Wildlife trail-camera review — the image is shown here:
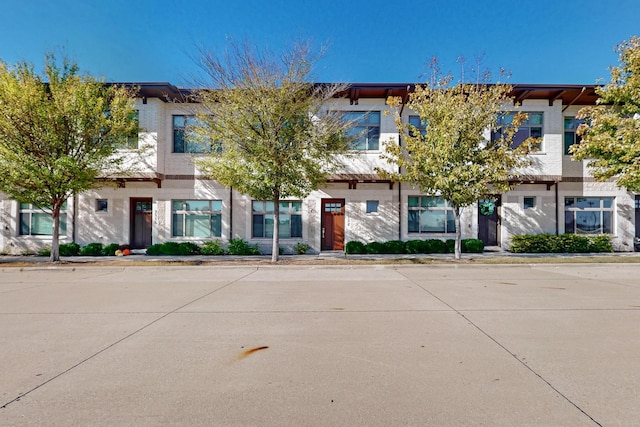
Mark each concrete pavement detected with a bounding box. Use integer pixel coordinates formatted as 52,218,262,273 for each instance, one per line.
1,264,639,426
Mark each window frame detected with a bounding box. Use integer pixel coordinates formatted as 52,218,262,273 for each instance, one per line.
523,197,536,209
564,197,614,235
408,115,427,136
171,199,223,238
366,200,379,214
96,199,108,213
493,111,544,151
19,202,68,236
341,111,381,151
172,115,212,154
407,196,455,234
252,200,303,239
564,116,584,155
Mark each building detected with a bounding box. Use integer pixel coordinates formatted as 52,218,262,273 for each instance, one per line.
1,83,639,254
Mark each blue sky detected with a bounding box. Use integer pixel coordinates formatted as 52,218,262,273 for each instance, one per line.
1,0,638,86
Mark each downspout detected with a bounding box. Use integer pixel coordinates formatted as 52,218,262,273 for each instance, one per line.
397,89,408,240
229,186,233,240
72,193,78,243
555,181,559,235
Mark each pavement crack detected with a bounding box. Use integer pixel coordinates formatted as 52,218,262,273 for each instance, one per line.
0,268,257,411
395,270,604,427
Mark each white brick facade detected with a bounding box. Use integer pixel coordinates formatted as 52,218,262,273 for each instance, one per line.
1,83,638,254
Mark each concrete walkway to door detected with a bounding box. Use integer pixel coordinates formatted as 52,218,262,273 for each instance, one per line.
1,264,639,426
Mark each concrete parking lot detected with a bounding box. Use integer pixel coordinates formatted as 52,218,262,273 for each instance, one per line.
1,263,639,426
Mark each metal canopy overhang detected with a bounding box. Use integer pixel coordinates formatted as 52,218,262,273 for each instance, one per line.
326,173,394,189
109,82,600,106
98,176,162,188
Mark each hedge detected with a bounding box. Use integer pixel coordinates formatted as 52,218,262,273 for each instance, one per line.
510,234,613,253
345,238,484,254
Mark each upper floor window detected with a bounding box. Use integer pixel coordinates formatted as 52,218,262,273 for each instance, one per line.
172,200,222,238
408,196,455,233
173,115,212,153
252,201,302,238
19,202,67,236
115,110,139,150
342,111,380,151
564,197,613,234
492,112,543,150
564,117,584,155
408,115,427,136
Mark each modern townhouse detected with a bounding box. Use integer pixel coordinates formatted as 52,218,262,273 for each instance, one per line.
1,83,639,254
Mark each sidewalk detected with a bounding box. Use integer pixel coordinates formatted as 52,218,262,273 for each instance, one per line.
1,249,640,265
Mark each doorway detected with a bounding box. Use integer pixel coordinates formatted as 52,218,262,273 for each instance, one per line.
130,198,152,249
478,197,501,247
321,199,345,250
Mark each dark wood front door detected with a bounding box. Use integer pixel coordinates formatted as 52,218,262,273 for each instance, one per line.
130,198,152,249
321,199,345,250
478,197,500,246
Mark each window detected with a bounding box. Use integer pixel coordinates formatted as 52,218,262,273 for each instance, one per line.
523,197,536,209
19,202,67,236
564,117,584,155
173,115,211,153
116,110,139,149
408,115,427,136
172,200,222,238
252,201,302,238
96,199,108,212
564,197,613,234
407,196,455,233
342,111,380,150
366,200,379,213
493,112,543,150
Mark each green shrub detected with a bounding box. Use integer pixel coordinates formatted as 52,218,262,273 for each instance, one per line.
80,243,103,256
345,241,366,254
159,242,180,255
365,241,385,254
146,244,162,255
510,233,613,253
424,239,447,254
294,242,311,255
59,242,81,256
404,240,426,254
38,247,51,257
462,239,484,253
177,242,201,255
445,239,456,253
588,235,613,252
102,243,120,256
201,240,228,255
383,240,405,254
227,238,260,255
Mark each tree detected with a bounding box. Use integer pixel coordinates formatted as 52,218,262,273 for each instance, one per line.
379,64,536,259
572,36,640,191
0,54,138,261
193,41,351,262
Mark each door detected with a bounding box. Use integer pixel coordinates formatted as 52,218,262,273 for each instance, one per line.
478,197,500,246
130,198,152,249
635,195,640,251
321,199,345,250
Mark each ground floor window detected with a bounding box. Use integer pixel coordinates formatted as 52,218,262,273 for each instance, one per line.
172,200,222,237
408,196,455,233
252,201,302,238
19,202,67,236
564,197,613,234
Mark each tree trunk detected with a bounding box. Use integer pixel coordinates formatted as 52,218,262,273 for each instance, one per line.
453,205,462,260
271,195,280,262
50,204,61,262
